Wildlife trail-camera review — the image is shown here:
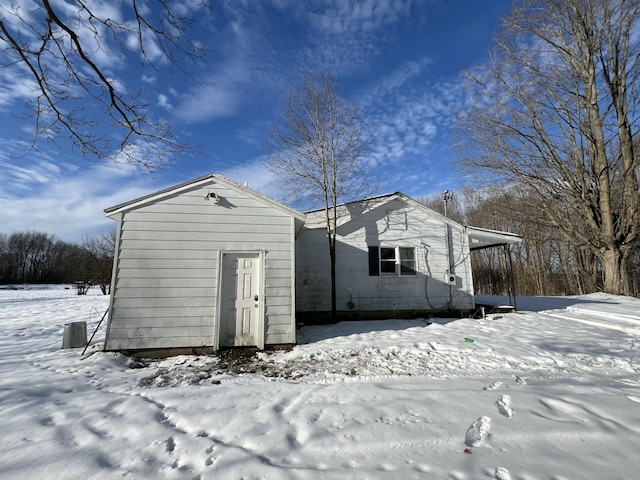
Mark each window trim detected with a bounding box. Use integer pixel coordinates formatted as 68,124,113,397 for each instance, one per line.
368,245,417,276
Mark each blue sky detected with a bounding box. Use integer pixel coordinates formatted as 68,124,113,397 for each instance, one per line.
0,0,511,242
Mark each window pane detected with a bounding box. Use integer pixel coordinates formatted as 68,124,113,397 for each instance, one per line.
381,260,396,274
399,247,414,261
400,263,416,275
380,247,396,260
399,247,416,275
380,247,397,275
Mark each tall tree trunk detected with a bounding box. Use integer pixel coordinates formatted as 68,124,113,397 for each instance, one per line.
329,235,337,322
600,248,630,295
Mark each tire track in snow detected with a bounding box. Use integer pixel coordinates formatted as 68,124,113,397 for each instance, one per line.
542,311,640,336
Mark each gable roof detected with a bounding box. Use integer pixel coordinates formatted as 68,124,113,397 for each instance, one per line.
104,173,306,222
303,192,522,248
303,192,461,230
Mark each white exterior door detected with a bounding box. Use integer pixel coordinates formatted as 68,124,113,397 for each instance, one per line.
220,253,261,347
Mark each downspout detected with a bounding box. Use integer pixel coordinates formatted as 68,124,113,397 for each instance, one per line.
503,244,517,310
445,223,454,308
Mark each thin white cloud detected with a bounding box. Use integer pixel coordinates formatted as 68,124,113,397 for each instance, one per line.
174,77,243,122
296,0,423,74
0,161,52,188
359,58,467,168
307,0,415,36
157,94,173,109
0,151,165,242
360,58,433,102
172,6,259,123
0,0,131,116
0,143,283,243
0,62,39,107
218,157,282,202
169,0,426,123
142,74,157,84
171,0,210,17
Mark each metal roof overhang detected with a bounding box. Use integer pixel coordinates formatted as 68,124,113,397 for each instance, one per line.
466,226,523,251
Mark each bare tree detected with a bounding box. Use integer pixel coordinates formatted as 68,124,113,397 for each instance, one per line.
457,0,640,295
81,229,115,294
265,72,376,321
461,186,601,296
0,1,205,170
417,190,466,224
0,231,71,283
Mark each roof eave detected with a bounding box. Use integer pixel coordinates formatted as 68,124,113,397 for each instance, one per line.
466,226,523,251
104,173,306,222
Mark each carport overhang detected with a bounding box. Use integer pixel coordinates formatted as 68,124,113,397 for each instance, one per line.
466,226,523,251
466,226,523,311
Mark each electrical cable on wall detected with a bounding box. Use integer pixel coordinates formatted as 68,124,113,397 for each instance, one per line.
422,243,435,309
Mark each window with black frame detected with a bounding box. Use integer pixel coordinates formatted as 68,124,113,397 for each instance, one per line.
368,246,416,276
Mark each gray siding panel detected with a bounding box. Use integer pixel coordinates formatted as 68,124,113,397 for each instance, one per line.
122,212,291,227
114,278,214,289
120,228,292,241
107,336,211,350
114,239,291,251
110,306,216,319
107,327,213,339
117,249,220,260
114,287,216,298
111,295,214,308
116,268,215,279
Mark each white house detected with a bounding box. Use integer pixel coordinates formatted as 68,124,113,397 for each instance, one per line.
295,192,522,322
103,174,305,355
103,176,521,354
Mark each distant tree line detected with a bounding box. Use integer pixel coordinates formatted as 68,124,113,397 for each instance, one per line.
0,230,115,294
420,187,640,298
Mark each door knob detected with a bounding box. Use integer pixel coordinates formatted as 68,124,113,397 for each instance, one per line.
254,295,259,301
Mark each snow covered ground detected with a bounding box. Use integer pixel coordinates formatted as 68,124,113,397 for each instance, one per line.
1,286,639,479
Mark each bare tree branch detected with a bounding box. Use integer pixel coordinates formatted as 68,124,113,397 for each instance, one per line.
456,0,640,295
0,0,207,170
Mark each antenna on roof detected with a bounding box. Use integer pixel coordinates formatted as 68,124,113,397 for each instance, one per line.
443,189,453,218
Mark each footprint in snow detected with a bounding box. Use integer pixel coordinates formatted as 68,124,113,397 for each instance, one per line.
464,416,491,447
165,437,176,453
495,466,512,480
484,381,503,390
496,395,514,418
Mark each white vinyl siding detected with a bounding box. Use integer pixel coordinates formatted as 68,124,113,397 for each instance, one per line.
105,179,298,351
296,198,474,313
